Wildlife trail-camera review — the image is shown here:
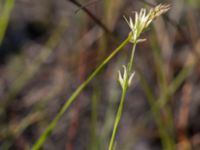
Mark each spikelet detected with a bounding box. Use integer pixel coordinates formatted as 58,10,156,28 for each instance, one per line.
125,4,170,43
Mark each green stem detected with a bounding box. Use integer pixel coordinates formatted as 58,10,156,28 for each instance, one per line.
108,86,127,150
31,35,131,150
127,43,136,74
0,0,15,45
108,42,136,150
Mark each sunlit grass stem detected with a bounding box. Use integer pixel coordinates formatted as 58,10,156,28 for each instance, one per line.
31,35,131,150
0,0,15,45
108,4,170,150
33,4,170,150
108,42,136,150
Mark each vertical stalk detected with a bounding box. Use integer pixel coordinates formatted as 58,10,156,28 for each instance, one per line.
0,0,15,45
32,36,131,150
108,43,136,150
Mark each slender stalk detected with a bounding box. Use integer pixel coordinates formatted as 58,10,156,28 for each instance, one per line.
108,43,136,150
31,35,131,150
89,84,100,150
108,85,127,150
108,4,170,150
127,43,136,75
32,4,170,150
0,0,15,45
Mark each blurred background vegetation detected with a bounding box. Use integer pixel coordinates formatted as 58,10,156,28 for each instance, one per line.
0,0,200,149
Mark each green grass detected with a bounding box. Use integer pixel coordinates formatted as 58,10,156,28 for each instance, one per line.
1,2,197,150
31,35,131,150
0,0,15,45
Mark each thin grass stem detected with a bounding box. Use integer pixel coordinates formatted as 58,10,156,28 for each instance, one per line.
0,0,15,45
108,43,136,150
31,35,131,150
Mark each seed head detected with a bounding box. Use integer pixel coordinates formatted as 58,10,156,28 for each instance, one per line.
118,65,135,89
125,4,170,43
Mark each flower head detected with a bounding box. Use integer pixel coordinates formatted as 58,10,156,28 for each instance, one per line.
118,65,135,89
125,4,170,43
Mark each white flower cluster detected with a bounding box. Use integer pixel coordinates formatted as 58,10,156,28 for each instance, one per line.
118,4,170,89
125,4,170,43
118,65,135,90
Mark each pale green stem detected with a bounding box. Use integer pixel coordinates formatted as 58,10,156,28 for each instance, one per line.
108,42,136,150
0,0,15,45
31,35,131,150
89,84,100,150
108,85,127,150
127,43,136,75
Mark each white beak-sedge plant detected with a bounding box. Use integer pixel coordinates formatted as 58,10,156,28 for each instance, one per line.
32,4,170,150
31,29,132,150
108,4,170,150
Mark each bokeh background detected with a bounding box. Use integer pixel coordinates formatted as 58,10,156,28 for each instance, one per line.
1,0,200,149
